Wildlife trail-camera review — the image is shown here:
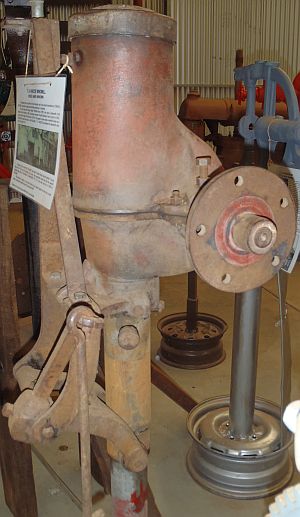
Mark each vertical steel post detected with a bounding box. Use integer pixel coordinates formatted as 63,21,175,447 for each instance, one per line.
229,288,262,438
186,271,198,333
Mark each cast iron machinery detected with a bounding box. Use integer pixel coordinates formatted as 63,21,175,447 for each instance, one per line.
1,7,297,517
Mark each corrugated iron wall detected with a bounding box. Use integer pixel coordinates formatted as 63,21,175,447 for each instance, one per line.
48,1,164,18
170,0,300,112
45,1,300,115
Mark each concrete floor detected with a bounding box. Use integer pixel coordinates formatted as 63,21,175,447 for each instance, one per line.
2,204,300,516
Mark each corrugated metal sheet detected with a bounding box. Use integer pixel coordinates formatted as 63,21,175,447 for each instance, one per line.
170,0,300,112
48,3,99,20
143,0,164,12
48,1,164,20
113,0,164,11
33,1,300,115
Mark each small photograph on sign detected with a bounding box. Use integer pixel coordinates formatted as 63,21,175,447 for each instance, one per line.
16,124,58,176
10,76,66,210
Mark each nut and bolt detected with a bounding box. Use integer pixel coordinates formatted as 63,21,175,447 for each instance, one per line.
50,271,62,281
196,156,211,180
250,222,276,253
42,426,55,439
118,325,140,350
170,189,183,206
74,291,87,301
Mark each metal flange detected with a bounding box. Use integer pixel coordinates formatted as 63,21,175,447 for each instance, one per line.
187,166,296,292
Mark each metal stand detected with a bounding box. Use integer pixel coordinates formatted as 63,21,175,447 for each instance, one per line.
157,271,227,369
187,288,293,499
229,289,261,438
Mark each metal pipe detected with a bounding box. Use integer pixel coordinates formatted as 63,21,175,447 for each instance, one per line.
277,270,291,446
178,97,288,124
111,461,148,516
186,271,198,333
103,280,151,517
229,288,262,438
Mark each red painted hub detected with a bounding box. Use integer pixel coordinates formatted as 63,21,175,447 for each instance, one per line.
215,196,274,266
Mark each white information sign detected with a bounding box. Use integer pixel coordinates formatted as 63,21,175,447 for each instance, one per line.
10,76,66,209
269,162,300,273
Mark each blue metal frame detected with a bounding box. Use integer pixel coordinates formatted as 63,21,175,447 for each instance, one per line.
235,61,300,167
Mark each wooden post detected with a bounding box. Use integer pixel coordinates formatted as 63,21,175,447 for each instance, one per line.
0,182,38,517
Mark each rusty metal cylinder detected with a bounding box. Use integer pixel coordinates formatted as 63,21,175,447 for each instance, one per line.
179,94,288,124
69,5,221,280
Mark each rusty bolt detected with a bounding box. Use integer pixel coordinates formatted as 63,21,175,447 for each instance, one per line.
196,156,211,179
118,325,140,350
170,189,182,206
42,426,55,439
158,300,165,312
50,271,61,281
2,403,14,417
74,292,86,301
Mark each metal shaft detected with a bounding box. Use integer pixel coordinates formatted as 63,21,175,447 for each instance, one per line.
277,270,291,445
186,271,198,333
77,332,92,517
111,461,148,516
104,281,150,517
229,288,261,438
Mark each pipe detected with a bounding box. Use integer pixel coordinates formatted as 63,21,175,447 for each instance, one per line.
111,461,147,516
103,281,151,517
179,96,288,124
229,288,261,438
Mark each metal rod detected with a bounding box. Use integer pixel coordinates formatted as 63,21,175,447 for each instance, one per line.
229,288,262,438
77,332,93,517
54,152,88,302
186,271,198,333
111,461,148,516
277,270,291,446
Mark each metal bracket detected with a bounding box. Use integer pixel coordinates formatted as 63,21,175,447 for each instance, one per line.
235,60,300,167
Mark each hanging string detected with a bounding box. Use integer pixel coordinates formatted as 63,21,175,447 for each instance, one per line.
1,28,7,67
55,54,73,76
25,29,31,77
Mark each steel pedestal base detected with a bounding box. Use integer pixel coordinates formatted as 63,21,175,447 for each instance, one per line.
187,396,293,499
157,312,226,370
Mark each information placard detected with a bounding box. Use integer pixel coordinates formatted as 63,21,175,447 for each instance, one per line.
10,76,66,209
